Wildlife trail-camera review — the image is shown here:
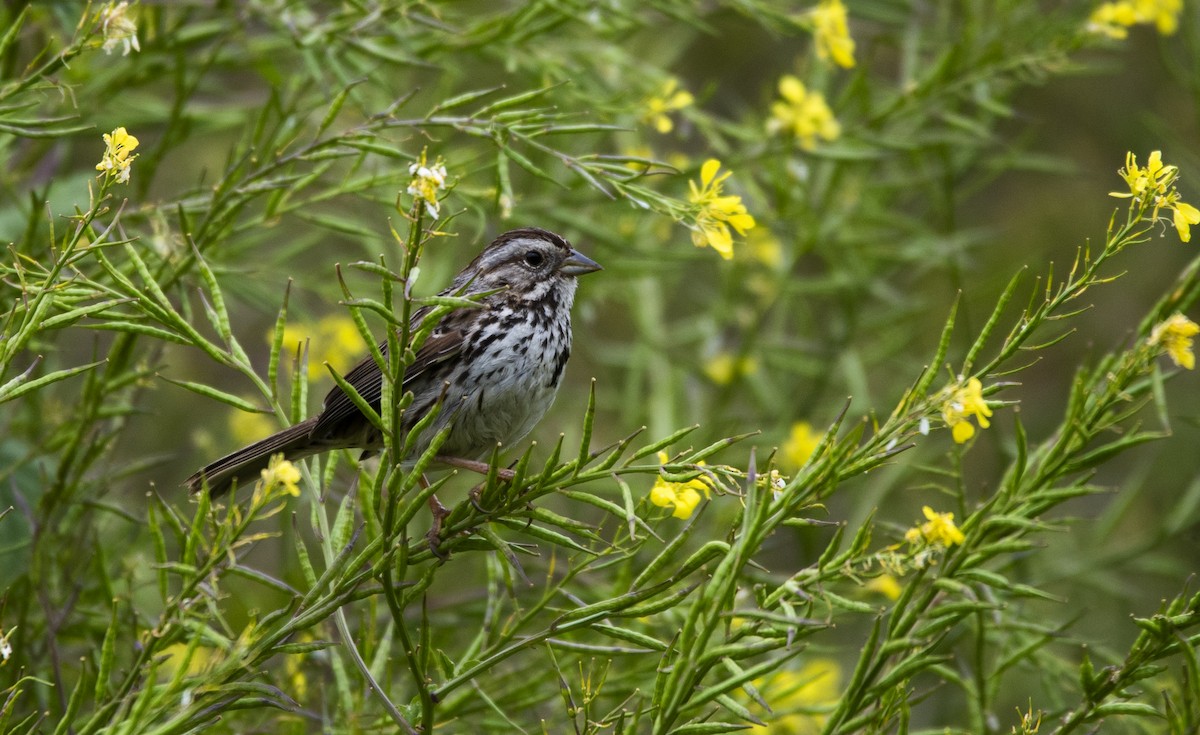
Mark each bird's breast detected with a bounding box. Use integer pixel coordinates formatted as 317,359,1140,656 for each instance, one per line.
439,308,573,458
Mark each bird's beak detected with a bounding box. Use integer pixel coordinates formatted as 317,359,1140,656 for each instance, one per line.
559,249,603,277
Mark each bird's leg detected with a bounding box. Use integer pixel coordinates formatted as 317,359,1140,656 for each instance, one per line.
436,455,516,481
421,474,451,560
443,456,524,514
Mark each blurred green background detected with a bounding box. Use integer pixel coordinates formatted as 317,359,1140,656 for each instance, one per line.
3,1,1200,731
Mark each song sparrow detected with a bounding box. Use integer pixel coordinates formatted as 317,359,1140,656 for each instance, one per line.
185,227,601,496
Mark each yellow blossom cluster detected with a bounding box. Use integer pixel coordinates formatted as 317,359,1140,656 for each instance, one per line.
649,452,711,519
904,506,966,548
642,78,694,134
941,377,992,444
1110,150,1200,242
768,76,841,151
688,159,756,259
750,659,842,734
259,454,302,499
229,409,276,446
809,0,856,68
278,314,363,379
703,352,758,385
1087,0,1183,38
743,227,785,269
1150,313,1199,370
780,421,822,471
864,573,902,601
95,127,139,184
407,149,449,219
284,632,316,700
157,642,218,679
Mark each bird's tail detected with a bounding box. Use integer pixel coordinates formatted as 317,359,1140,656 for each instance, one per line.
185,417,321,496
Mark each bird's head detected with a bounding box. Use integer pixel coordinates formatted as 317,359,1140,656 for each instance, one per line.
461,227,602,302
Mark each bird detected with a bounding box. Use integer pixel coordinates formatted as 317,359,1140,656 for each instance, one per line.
185,227,602,497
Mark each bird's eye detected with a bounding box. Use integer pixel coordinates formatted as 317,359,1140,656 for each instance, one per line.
524,250,545,267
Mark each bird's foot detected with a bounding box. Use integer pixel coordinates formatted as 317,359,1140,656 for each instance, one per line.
468,483,488,513
426,494,451,561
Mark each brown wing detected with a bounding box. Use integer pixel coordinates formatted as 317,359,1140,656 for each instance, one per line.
310,305,469,440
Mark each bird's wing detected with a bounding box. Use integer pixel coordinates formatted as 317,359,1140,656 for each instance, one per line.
310,304,470,440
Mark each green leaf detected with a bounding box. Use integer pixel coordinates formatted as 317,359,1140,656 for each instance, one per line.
575,379,597,475
190,241,232,343
81,320,190,344
965,268,1024,371
268,280,292,399
625,425,701,466
326,362,385,436
0,359,102,404
93,600,119,703
38,297,132,331
495,518,593,555
331,488,357,553
591,624,669,651
914,296,959,400
429,85,505,115
317,80,364,136
666,722,752,734
227,564,301,596
158,375,264,412
1090,702,1162,718
474,84,563,117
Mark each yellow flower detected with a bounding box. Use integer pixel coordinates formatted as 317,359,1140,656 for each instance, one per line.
905,506,966,548
1150,313,1199,369
736,227,787,271
642,78,694,134
688,159,756,259
704,352,758,385
284,632,315,700
229,408,276,446
781,421,822,471
649,451,711,519
1173,201,1200,243
623,145,655,170
809,0,856,68
407,148,448,219
1014,704,1044,735
278,314,363,379
1111,150,1174,202
95,127,139,184
750,659,842,734
157,642,218,679
1133,0,1183,34
1086,0,1182,37
99,1,140,56
260,455,302,498
768,76,841,151
941,377,992,444
1086,1,1139,37
1111,151,1199,243
314,314,363,375
667,151,692,171
864,573,902,601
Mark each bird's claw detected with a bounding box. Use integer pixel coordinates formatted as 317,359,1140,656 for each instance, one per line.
468,483,488,513
426,494,451,560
